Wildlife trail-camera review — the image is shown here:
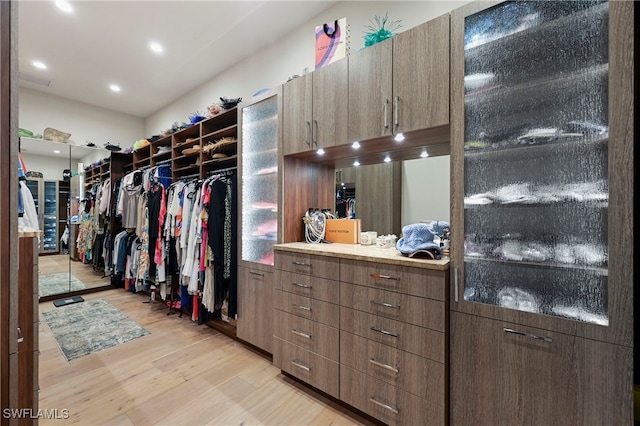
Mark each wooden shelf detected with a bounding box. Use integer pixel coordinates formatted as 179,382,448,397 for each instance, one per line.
202,124,237,141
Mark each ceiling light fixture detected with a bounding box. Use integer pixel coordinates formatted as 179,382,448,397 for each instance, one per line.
351,141,360,149
394,133,405,142
317,148,325,155
384,154,391,163
55,1,73,13
150,42,164,54
53,150,61,154
32,61,47,70
420,149,429,158
109,84,121,92
353,160,360,167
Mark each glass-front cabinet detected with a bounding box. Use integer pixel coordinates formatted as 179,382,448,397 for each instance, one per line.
451,0,633,343
26,177,60,253
240,91,280,265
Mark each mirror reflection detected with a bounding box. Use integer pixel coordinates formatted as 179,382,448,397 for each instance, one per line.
335,155,451,236
19,137,112,300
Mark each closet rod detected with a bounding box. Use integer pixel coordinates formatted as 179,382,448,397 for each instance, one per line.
177,172,200,181
208,166,237,175
155,158,172,166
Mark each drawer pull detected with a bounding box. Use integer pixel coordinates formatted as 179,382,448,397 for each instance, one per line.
369,358,399,373
292,282,312,289
291,360,311,371
370,300,400,310
370,326,399,338
291,329,312,339
249,271,264,277
369,397,399,415
292,304,312,312
503,328,553,343
292,261,311,267
370,273,399,281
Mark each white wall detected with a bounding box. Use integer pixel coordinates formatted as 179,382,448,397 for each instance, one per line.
21,153,71,182
402,155,451,225
19,87,145,150
145,1,470,135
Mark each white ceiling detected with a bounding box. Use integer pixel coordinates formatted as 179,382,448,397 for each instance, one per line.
18,1,338,118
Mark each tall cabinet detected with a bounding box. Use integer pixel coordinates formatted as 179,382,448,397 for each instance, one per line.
449,1,634,424
25,178,60,253
237,89,282,353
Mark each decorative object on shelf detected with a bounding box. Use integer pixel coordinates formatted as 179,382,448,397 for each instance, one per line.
397,221,449,259
220,96,242,110
207,103,223,118
43,127,71,143
131,139,147,151
363,13,401,47
85,141,96,147
181,145,201,156
203,137,236,157
189,111,206,124
303,208,334,244
315,17,350,69
19,127,34,138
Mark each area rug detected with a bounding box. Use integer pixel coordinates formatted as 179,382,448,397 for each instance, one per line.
39,272,87,297
42,299,150,361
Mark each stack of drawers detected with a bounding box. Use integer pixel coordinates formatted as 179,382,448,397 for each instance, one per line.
273,251,341,398
339,259,448,425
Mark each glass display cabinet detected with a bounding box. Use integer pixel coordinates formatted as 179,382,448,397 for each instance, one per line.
240,92,280,265
449,1,633,424
26,177,60,253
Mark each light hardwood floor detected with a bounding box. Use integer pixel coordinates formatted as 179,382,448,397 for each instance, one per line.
39,253,111,295
38,289,376,426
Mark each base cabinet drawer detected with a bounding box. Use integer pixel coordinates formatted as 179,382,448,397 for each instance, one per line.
341,282,445,331
274,289,340,328
274,337,339,398
341,306,445,363
340,331,445,405
340,365,445,426
275,270,340,304
274,310,339,361
275,252,340,280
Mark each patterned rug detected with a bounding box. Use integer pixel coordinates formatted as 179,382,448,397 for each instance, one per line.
42,299,150,361
39,272,87,297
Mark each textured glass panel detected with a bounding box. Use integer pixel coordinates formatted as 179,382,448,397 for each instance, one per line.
43,180,58,251
241,95,278,264
463,1,609,325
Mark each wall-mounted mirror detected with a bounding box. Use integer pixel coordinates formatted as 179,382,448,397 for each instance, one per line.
334,155,451,236
19,137,111,300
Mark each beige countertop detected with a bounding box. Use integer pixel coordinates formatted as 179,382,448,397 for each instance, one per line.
19,230,43,238
273,242,449,271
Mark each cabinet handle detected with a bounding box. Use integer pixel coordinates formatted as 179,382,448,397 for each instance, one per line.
394,95,399,127
305,121,311,147
370,273,399,281
369,397,399,415
369,358,399,373
370,326,399,338
291,360,311,371
454,267,459,303
249,271,264,277
313,120,319,147
370,300,400,310
292,261,311,267
17,327,24,344
292,282,312,289
292,304,312,312
383,99,389,129
291,329,312,339
503,328,553,343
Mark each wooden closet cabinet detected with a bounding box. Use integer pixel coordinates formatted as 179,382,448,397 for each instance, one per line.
237,266,274,353
449,1,634,423
282,59,348,155
348,13,450,143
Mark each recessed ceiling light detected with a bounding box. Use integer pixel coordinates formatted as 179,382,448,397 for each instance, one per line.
353,160,360,167
394,133,405,142
317,148,325,155
351,141,360,149
150,42,164,54
384,155,391,163
109,84,121,92
55,1,73,13
420,149,429,158
32,61,47,70
53,150,61,154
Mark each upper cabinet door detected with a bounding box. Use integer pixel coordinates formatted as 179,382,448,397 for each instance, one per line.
393,13,450,134
450,0,634,347
282,73,312,156
312,59,348,150
348,38,393,143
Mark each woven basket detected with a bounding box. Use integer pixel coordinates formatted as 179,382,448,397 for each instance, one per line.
43,127,71,142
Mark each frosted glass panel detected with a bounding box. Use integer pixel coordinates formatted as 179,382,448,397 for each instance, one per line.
462,1,609,325
241,95,278,265
43,180,58,252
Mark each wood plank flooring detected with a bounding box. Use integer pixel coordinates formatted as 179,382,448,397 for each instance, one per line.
38,254,111,298
38,289,375,425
